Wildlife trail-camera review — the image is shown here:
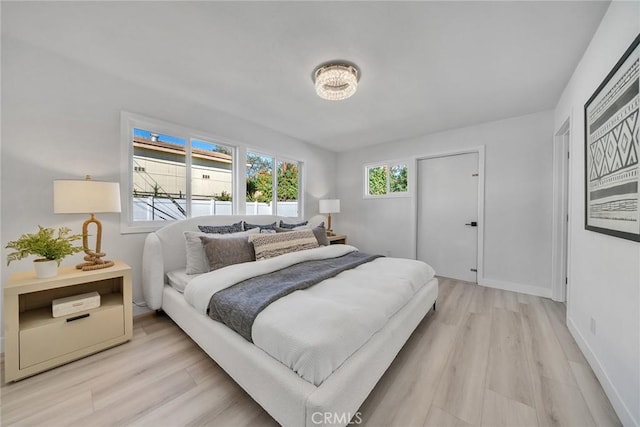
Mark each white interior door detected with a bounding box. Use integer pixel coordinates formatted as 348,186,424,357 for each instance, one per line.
417,153,479,282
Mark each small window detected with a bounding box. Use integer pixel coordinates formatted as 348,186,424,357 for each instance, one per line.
364,162,409,197
390,164,408,192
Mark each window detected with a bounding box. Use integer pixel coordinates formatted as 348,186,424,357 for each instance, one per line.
190,139,233,217
246,151,301,217
277,159,300,217
122,112,303,232
123,113,235,231
364,162,409,197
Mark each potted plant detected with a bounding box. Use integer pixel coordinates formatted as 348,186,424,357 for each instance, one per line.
6,226,85,278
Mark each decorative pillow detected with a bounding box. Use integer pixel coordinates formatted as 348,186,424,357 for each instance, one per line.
279,220,309,229
244,221,277,231
249,229,319,260
200,235,256,271
260,229,277,234
198,221,243,234
184,228,258,274
275,222,329,246
312,223,330,246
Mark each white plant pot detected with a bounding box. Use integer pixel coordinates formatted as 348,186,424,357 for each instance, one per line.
34,259,58,279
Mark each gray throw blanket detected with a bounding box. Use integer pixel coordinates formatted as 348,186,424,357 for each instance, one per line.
208,251,382,342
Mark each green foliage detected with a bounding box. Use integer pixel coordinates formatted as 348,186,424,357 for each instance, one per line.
216,190,232,201
246,179,258,201
368,166,387,195
246,153,273,203
252,171,274,203
276,162,299,201
246,153,273,178
210,145,232,156
5,226,84,266
245,153,299,203
390,165,408,192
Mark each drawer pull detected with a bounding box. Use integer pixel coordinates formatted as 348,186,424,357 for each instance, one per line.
66,313,90,322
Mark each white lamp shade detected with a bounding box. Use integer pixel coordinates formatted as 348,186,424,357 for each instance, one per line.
319,199,340,214
54,180,121,214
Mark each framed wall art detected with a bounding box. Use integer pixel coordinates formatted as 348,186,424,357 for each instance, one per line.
585,34,640,242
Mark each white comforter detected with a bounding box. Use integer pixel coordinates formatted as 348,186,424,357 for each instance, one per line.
184,245,435,386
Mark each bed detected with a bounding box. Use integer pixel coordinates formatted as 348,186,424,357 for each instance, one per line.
142,215,438,427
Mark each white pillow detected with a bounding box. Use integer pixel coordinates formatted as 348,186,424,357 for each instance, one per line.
184,228,259,274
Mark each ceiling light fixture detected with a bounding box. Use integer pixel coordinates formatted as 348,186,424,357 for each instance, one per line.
313,63,360,101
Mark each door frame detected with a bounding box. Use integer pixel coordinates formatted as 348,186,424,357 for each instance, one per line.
410,146,486,284
551,117,572,302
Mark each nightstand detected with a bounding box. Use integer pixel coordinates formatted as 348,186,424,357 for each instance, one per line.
328,234,347,245
3,260,133,382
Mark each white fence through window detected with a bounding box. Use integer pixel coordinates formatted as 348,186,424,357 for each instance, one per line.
133,197,299,220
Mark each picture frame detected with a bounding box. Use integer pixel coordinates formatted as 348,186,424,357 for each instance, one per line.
584,34,640,242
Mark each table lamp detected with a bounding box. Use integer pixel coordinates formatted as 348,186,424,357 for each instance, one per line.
54,176,121,271
319,199,340,236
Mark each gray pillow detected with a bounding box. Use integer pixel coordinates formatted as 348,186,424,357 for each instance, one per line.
244,221,277,231
184,228,258,274
198,221,243,234
200,235,256,271
279,220,309,229
312,224,330,246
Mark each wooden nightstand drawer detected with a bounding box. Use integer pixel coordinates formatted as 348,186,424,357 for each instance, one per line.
328,234,347,245
19,295,125,369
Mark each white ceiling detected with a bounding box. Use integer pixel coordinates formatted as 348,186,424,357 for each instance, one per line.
4,1,610,152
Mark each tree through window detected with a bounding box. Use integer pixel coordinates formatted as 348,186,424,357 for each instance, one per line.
365,162,408,197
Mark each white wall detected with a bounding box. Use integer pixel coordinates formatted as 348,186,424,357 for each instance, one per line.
0,33,337,347
336,110,554,296
553,2,640,426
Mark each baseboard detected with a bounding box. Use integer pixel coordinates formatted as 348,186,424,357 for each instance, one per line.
567,316,638,427
133,302,153,317
479,278,552,298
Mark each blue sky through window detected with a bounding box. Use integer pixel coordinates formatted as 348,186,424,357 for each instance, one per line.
134,128,223,151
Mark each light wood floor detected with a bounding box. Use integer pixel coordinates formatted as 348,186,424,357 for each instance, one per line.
1,278,621,426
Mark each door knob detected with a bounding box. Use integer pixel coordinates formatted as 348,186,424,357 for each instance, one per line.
465,221,478,227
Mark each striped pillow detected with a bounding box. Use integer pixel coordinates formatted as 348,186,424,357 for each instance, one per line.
249,229,319,260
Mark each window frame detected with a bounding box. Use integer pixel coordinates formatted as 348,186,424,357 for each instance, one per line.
245,148,303,217
121,112,237,233
363,160,410,199
121,112,304,234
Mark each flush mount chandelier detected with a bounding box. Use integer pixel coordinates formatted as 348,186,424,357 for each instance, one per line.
313,63,360,101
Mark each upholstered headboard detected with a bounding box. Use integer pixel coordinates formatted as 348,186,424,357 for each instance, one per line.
142,215,320,309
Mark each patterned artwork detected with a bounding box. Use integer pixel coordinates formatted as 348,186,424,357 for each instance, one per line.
585,34,640,241
585,35,640,241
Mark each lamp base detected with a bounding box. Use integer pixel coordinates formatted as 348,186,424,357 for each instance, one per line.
76,250,114,271
77,214,114,271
